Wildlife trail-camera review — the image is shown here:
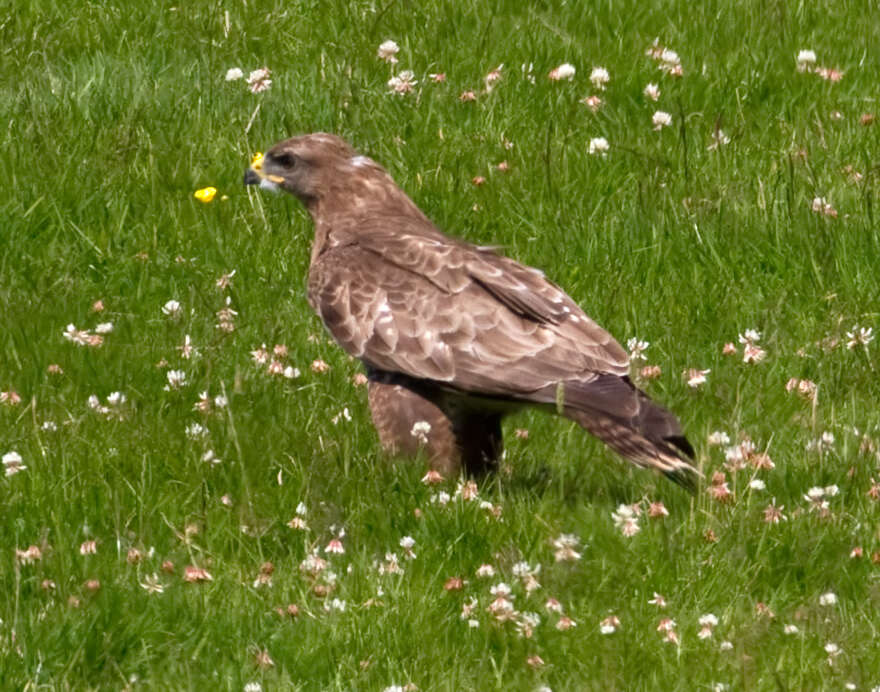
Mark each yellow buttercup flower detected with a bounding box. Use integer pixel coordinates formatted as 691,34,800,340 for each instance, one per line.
194,187,217,203
251,152,264,171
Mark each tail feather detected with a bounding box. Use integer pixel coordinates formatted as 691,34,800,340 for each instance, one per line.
565,408,700,491
536,375,700,491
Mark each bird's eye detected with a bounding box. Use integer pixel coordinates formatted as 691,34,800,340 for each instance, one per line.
272,152,296,169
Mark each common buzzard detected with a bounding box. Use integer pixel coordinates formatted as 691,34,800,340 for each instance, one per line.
244,133,699,489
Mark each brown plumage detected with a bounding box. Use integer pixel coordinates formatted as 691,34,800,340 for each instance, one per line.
244,133,699,490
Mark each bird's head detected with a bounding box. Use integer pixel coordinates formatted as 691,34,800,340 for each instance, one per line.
243,133,359,204
245,132,431,228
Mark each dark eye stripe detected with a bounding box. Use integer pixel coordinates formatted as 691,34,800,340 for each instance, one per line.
271,152,296,168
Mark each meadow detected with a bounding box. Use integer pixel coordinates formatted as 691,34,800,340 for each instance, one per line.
2,0,880,689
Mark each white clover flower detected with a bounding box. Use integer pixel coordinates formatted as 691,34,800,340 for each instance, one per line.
3,451,26,476
846,326,873,350
611,504,640,537
140,573,165,594
724,445,745,468
743,343,766,363
162,300,181,317
63,323,94,346
376,552,402,575
599,615,620,634
738,329,761,344
515,611,541,637
738,330,766,363
331,408,352,424
548,63,576,81
707,431,730,446
106,391,126,406
589,66,610,89
652,111,672,130
410,420,431,444
658,49,681,73
512,561,535,577
165,370,187,390
660,49,679,63
811,196,837,217
387,70,417,94
796,49,817,72
805,486,826,501
225,68,244,81
94,322,113,334
581,94,603,111
431,491,451,505
749,479,766,491
476,564,496,578
484,64,503,91
490,582,512,598
588,137,610,157
686,368,710,388
708,129,730,150
186,422,208,439
247,67,272,93
552,533,582,561
377,40,400,64
178,334,196,359
818,591,837,606
326,598,346,612
399,535,415,553
648,592,667,607
643,83,660,101
626,338,650,360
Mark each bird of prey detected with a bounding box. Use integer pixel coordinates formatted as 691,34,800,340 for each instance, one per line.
244,133,699,489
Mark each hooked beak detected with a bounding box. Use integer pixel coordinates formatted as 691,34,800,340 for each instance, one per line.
243,168,261,185
243,152,285,190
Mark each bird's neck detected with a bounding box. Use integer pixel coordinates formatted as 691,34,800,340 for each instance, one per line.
307,181,430,261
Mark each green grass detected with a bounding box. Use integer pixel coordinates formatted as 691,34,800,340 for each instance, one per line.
2,0,880,689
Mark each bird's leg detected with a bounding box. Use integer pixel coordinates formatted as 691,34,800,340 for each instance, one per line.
449,409,503,475
366,374,504,477
367,377,462,477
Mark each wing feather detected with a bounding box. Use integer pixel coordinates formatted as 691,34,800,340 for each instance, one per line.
307,218,629,398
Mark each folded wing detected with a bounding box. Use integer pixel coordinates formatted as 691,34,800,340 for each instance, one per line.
308,216,628,397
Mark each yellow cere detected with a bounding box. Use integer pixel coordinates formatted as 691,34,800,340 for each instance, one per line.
194,187,218,203
251,152,264,171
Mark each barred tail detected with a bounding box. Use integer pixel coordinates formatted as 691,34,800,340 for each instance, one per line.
535,374,700,491
565,407,700,491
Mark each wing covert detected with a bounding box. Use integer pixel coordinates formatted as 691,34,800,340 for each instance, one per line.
308,228,629,397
